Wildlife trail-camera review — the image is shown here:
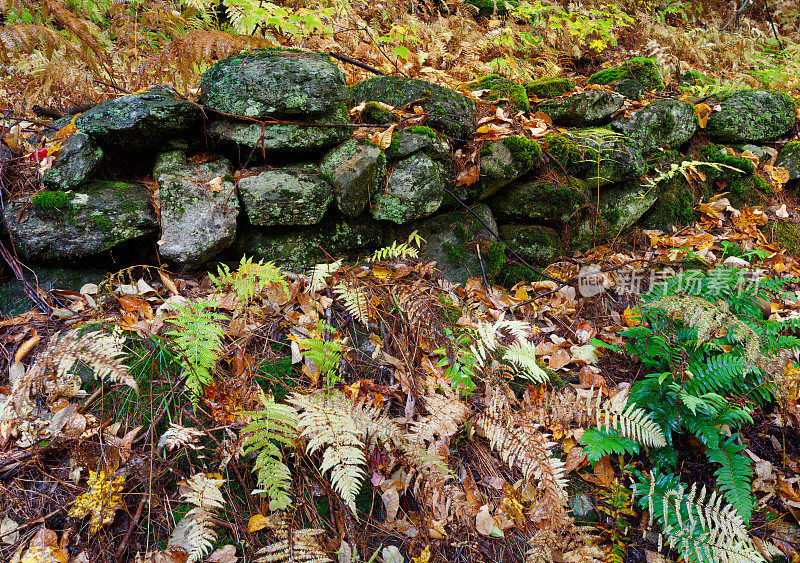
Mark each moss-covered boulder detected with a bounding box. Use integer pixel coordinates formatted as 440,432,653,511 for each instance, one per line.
386,126,450,160
726,174,772,208
567,129,647,188
611,99,697,154
698,144,755,186
588,57,664,91
207,107,350,152
525,77,574,99
238,164,333,226
154,151,239,268
401,204,498,285
777,141,800,181
42,132,103,190
474,136,542,199
537,91,625,127
201,49,348,118
572,181,657,250
498,224,561,265
4,182,157,261
464,0,519,16
639,175,699,232
489,174,587,224
76,86,202,150
320,139,386,217
372,152,444,223
706,90,796,142
541,133,582,170
351,76,476,140
471,75,529,112
360,101,400,125
610,79,644,100
235,217,388,268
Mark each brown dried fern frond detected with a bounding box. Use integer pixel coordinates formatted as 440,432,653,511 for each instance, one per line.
35,0,110,75
476,383,568,517
391,283,454,358
409,392,472,446
0,327,135,428
253,514,332,563
0,24,71,62
152,30,276,88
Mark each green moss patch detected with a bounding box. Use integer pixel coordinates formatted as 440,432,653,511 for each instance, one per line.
525,77,574,99
475,75,529,112
588,57,664,91
32,190,73,211
699,144,755,175
727,174,771,208
504,135,542,170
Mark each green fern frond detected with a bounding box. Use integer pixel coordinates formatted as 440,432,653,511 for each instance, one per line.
645,295,761,362
241,391,299,512
580,427,641,463
210,255,287,306
706,436,755,523
301,337,342,386
334,283,370,325
368,230,425,262
503,340,550,384
307,261,341,293
636,472,763,563
165,302,226,401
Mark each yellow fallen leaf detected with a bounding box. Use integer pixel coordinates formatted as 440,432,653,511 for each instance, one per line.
694,103,711,128
248,514,271,533
412,545,431,563
622,306,641,327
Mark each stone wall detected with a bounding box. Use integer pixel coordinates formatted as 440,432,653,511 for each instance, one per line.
7,48,800,288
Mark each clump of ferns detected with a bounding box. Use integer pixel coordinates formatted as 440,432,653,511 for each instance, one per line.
209,254,288,314
584,267,798,560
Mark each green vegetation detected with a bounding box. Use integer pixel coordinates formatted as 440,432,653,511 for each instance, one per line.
588,57,664,90
32,190,73,212
475,74,530,112
699,144,755,175
503,135,542,170
586,269,799,535
525,76,574,98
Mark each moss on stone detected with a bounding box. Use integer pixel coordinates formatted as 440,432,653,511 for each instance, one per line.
774,222,800,256
699,144,755,175
442,240,468,266
727,174,771,208
32,190,73,211
504,135,542,170
483,242,506,279
405,125,438,138
525,76,574,99
476,75,530,112
588,57,664,91
542,133,581,170
361,101,398,125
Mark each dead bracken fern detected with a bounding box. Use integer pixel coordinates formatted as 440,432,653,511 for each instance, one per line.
167,473,227,562
475,384,568,509
0,327,135,438
253,515,332,563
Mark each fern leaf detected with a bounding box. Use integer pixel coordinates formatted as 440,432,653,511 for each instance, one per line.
475,409,567,504
289,392,370,513
307,261,340,293
580,427,641,463
168,473,226,562
334,283,370,325
253,515,332,562
241,391,299,511
503,340,550,384
593,394,667,448
165,302,226,400
706,436,755,523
